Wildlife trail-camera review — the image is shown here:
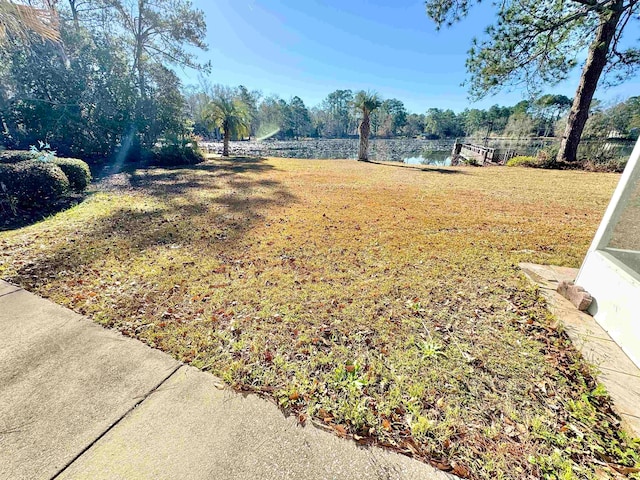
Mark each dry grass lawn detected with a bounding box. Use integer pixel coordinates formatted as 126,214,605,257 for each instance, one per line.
1,157,638,479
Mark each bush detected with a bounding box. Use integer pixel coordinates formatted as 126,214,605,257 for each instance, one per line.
507,151,560,169
150,142,205,167
506,156,539,167
506,145,627,172
0,161,69,209
538,145,560,163
459,156,479,166
0,150,35,164
582,158,627,173
578,147,628,173
0,164,18,213
54,157,92,192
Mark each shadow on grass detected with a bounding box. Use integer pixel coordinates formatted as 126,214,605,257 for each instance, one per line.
364,159,465,175
1,193,91,232
10,156,296,287
127,157,279,196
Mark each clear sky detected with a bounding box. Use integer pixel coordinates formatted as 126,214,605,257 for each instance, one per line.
181,0,640,113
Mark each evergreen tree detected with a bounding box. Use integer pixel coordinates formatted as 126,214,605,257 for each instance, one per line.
425,0,639,161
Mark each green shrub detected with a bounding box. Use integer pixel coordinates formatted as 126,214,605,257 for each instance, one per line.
54,157,92,192
505,148,626,171
0,150,35,164
0,160,69,208
0,164,18,214
150,142,205,167
506,155,539,167
461,157,479,166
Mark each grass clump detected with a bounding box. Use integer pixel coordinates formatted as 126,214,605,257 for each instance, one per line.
506,155,540,167
0,157,636,479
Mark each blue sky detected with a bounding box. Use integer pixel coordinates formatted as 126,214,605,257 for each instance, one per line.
182,0,640,113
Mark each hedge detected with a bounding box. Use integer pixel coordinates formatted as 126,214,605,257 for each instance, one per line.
0,161,70,208
0,151,92,215
54,157,92,192
0,150,35,164
150,143,205,167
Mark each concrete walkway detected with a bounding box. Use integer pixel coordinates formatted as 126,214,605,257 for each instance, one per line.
0,280,451,480
520,263,640,438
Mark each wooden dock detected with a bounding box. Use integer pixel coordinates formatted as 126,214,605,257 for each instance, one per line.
452,142,517,165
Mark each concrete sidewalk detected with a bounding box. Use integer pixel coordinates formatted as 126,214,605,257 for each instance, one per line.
520,263,640,437
0,280,451,480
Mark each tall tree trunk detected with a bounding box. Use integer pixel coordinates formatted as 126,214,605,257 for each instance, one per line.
68,0,79,28
131,0,146,153
223,130,230,156
557,1,623,163
358,112,370,161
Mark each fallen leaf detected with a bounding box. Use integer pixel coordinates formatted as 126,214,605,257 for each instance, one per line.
453,463,471,478
333,424,347,436
432,461,451,471
609,464,640,475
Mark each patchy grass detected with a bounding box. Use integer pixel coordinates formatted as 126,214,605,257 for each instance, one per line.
1,157,638,479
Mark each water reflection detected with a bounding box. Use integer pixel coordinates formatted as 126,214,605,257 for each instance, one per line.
202,138,635,164
403,152,452,166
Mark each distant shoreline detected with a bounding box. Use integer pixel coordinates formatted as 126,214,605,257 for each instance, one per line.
199,137,560,162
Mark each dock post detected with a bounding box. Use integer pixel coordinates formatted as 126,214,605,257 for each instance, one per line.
452,139,462,156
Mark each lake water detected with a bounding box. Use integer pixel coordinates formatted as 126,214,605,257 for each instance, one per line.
403,151,452,166
202,138,455,165
201,137,634,166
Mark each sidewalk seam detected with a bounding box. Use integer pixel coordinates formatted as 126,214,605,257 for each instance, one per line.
599,365,640,379
49,363,183,480
0,289,21,299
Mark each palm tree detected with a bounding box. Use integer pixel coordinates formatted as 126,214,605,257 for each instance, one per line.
206,94,250,157
0,0,60,45
353,91,381,162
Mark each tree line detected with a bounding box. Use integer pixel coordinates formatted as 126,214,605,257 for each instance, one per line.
187,86,639,143
1,0,637,165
